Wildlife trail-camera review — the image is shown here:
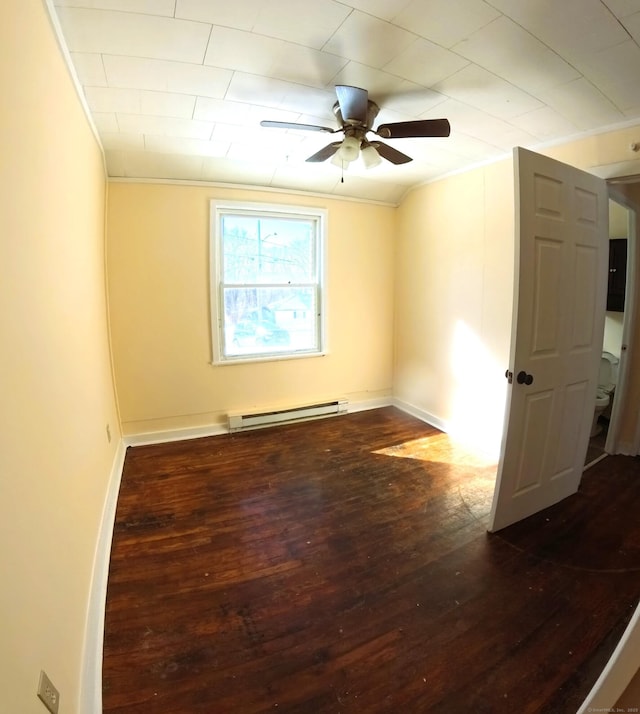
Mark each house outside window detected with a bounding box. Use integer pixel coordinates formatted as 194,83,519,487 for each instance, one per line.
210,201,326,363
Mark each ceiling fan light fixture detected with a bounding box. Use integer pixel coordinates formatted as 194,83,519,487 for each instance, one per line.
337,135,360,162
361,143,382,169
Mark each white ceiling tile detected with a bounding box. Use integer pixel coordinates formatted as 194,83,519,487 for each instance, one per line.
373,138,458,170
509,106,580,141
537,78,625,131
225,73,292,109
331,64,416,102
201,156,275,186
441,132,505,161
278,85,343,120
144,136,230,158
104,149,126,176
488,0,628,57
623,106,640,120
206,31,344,93
175,0,263,31
579,41,640,111
253,0,352,49
384,38,470,87
117,114,214,139
377,87,448,118
337,0,413,21
323,11,416,68
70,52,107,86
204,27,285,75
99,132,145,151
103,56,232,98
92,112,119,133
619,11,640,44
420,98,535,150
452,17,580,94
56,8,211,63
432,64,544,119
212,123,271,144
85,87,140,113
194,98,255,124
226,142,294,164
393,0,501,48
226,74,336,121
54,0,175,14
266,46,348,89
140,90,196,119
604,0,640,19
122,151,205,180
270,163,340,194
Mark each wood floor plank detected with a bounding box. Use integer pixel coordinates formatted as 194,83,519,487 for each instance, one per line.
103,407,640,713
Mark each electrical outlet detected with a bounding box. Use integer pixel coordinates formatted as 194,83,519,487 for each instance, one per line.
106,423,111,443
37,670,60,714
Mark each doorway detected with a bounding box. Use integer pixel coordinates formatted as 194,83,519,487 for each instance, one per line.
602,182,639,457
585,198,630,466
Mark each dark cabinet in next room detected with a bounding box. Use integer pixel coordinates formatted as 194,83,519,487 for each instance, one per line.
607,238,627,312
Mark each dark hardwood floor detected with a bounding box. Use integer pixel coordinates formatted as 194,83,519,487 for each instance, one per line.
103,407,640,713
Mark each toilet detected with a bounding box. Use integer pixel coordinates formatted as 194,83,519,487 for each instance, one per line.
590,351,619,437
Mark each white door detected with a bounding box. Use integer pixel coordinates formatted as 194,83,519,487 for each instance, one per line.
488,147,609,532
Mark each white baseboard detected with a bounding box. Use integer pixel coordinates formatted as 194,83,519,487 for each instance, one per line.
392,397,449,433
124,423,227,447
348,396,394,413
123,399,396,447
80,439,126,714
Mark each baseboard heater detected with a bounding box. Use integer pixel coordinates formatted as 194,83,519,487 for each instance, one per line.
228,399,348,433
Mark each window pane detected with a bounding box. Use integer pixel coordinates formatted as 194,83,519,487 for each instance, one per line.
221,215,315,284
223,287,318,357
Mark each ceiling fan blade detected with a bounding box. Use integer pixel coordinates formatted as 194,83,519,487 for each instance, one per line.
371,141,412,165
260,120,336,133
335,85,369,124
306,142,342,162
376,118,451,139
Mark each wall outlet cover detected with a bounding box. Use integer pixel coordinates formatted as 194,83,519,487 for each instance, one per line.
37,670,60,714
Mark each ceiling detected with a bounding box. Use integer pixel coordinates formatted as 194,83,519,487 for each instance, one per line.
49,0,640,204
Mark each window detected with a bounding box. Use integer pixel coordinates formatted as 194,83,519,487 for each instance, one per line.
210,201,326,363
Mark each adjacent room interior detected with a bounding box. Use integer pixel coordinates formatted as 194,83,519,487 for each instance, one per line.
2,1,640,712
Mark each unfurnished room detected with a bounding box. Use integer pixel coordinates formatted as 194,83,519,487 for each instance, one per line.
2,1,640,712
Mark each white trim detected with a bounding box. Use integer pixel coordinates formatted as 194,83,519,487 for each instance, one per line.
124,423,228,447
108,177,398,207
392,397,450,433
209,200,327,365
79,439,126,714
348,396,394,413
123,399,395,446
578,600,640,713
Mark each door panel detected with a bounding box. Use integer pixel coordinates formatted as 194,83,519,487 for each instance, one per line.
489,148,608,532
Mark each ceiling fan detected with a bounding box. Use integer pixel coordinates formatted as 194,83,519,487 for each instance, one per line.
260,85,450,169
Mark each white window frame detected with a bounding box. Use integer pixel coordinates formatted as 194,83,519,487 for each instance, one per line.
209,200,327,365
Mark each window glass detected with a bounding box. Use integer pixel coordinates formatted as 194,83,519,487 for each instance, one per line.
211,203,325,363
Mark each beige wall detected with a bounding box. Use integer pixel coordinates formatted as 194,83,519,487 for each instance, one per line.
0,1,120,712
107,183,395,435
394,124,640,458
394,160,514,457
